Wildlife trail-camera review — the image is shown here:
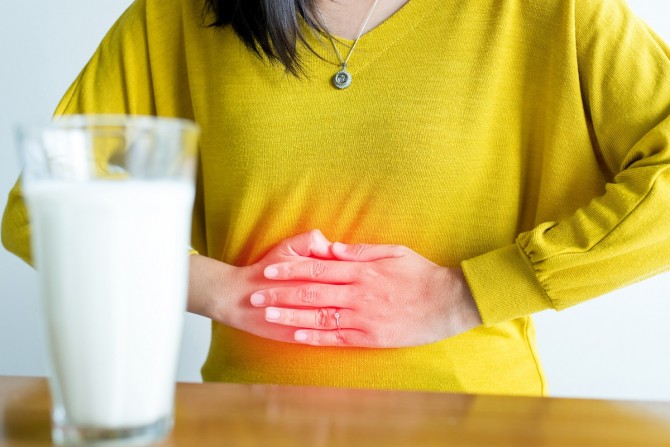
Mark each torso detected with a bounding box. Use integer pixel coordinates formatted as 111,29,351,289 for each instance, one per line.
57,0,611,395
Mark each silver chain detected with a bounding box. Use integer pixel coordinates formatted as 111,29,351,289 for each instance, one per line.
327,0,381,69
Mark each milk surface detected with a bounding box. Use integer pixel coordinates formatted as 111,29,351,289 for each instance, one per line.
25,180,194,428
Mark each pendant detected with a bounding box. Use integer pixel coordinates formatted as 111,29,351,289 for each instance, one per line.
332,68,352,89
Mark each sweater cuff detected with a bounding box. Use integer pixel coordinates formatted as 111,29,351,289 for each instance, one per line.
460,243,552,326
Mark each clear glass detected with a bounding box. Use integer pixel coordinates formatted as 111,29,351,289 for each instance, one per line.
17,115,199,446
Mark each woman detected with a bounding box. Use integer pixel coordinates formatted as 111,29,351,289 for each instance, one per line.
3,0,670,395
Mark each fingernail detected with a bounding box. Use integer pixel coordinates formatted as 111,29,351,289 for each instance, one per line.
250,293,265,306
265,308,281,320
264,265,279,278
295,331,308,342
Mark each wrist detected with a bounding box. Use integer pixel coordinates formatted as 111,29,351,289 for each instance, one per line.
187,255,238,324
445,267,483,333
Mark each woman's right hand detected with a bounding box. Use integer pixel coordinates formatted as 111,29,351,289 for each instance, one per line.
186,230,334,343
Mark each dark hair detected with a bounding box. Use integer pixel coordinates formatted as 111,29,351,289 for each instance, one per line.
203,0,322,75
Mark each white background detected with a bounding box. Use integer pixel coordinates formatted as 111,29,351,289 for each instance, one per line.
0,1,668,401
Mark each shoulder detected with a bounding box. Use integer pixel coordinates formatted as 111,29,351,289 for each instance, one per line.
132,0,207,31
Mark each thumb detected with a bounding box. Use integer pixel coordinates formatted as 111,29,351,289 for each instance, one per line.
331,242,408,262
272,230,333,258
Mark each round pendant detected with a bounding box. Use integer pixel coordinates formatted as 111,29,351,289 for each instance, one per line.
332,69,352,89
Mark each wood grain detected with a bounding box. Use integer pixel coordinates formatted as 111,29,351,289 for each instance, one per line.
1,377,669,446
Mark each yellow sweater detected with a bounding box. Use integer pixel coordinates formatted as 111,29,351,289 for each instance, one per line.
3,0,670,395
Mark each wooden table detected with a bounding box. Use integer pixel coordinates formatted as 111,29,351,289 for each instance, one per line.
1,376,670,446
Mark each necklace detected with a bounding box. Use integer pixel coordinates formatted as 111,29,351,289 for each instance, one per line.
325,0,380,90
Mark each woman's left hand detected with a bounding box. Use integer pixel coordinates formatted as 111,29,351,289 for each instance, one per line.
249,241,483,347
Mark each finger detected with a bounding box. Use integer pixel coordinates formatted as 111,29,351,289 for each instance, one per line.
331,241,409,262
264,260,371,283
264,307,357,330
250,284,352,308
293,328,369,347
235,309,308,344
270,229,333,259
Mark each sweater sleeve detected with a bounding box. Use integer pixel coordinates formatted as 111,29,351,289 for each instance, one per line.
461,0,670,326
1,0,157,265
54,0,157,117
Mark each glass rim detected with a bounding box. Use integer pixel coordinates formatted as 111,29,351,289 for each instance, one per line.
17,114,200,135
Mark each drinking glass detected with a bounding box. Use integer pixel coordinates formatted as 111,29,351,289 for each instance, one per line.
17,114,199,446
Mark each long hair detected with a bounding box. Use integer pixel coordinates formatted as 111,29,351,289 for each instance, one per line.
203,0,323,75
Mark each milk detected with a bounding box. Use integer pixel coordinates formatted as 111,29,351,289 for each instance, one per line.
25,180,194,428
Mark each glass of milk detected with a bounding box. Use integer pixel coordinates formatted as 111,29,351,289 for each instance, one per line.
17,115,199,446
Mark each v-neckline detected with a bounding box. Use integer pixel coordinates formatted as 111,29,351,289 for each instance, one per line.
301,0,442,75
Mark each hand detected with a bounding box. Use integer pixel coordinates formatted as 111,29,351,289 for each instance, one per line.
187,230,337,343
250,242,483,348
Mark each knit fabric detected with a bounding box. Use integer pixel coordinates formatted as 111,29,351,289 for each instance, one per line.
3,0,670,395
